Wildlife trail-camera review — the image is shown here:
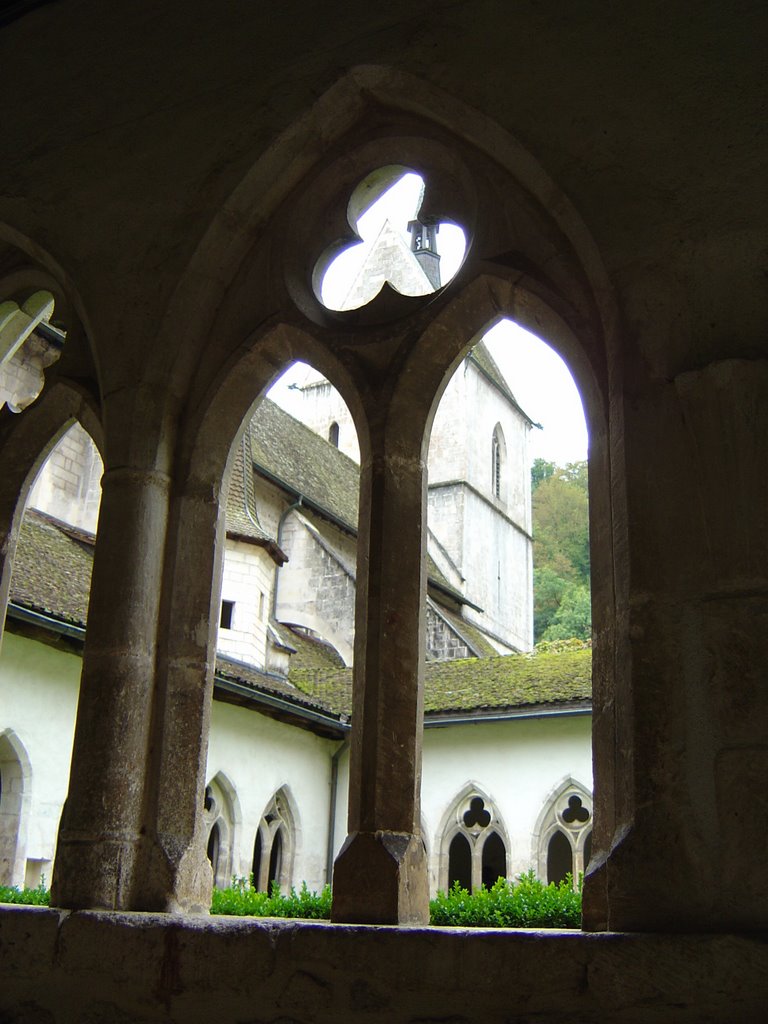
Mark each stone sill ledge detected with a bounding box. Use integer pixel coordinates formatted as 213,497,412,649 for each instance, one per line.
2,905,767,1023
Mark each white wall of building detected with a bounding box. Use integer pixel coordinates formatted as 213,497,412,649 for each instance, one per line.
0,632,80,888
0,631,592,897
421,715,593,892
206,700,338,891
216,540,273,667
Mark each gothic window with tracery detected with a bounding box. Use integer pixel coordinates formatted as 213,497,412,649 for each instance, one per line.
440,789,509,893
203,774,237,888
533,778,593,889
252,788,296,893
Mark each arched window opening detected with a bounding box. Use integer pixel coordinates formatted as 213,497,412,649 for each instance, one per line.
316,168,466,311
0,730,31,888
206,822,221,878
427,317,590,656
448,832,472,892
534,778,593,890
252,829,262,886
252,789,296,894
239,359,363,673
481,831,507,888
202,775,237,889
439,789,509,893
267,828,283,891
547,829,573,885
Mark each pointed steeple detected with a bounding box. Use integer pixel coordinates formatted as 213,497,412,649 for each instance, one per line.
407,218,441,290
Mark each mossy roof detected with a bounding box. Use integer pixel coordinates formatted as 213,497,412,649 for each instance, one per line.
281,625,347,673
9,503,591,723
430,602,503,659
11,510,93,626
289,646,591,719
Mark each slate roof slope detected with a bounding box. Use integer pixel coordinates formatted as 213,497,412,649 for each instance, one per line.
225,437,273,544
249,399,359,531
250,401,463,600
9,494,590,724
11,509,93,626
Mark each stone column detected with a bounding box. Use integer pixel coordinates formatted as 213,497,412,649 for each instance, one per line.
332,443,429,924
585,359,768,932
132,478,223,912
51,464,170,909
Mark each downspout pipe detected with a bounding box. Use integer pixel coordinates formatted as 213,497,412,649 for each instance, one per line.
326,738,349,884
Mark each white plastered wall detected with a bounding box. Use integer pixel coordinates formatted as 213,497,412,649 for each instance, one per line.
420,715,593,895
216,540,274,666
0,633,80,888
205,700,338,891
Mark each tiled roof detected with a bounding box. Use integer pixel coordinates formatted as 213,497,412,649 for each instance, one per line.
289,646,592,719
225,436,273,544
9,492,591,726
249,399,359,531
10,509,92,626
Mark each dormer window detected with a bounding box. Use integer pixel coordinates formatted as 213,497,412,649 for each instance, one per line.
328,420,340,447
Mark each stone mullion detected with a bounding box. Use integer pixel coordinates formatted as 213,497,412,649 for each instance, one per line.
51,465,169,910
133,482,224,912
331,445,429,924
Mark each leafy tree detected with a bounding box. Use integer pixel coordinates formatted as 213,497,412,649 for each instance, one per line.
533,566,569,640
531,460,590,641
541,583,591,642
531,458,556,491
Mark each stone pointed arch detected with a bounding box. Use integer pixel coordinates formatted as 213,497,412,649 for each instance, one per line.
532,775,593,887
436,781,510,894
252,785,299,894
0,381,103,655
143,325,367,909
203,771,242,889
153,63,615,392
491,422,506,501
0,728,33,887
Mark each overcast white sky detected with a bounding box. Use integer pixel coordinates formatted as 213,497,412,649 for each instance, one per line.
270,172,588,467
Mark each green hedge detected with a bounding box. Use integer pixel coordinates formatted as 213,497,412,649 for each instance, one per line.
429,872,581,928
0,882,50,906
2,872,581,928
211,880,333,919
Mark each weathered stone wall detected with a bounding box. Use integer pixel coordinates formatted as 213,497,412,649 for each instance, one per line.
276,512,357,665
425,603,471,660
27,423,102,534
1,906,766,1024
